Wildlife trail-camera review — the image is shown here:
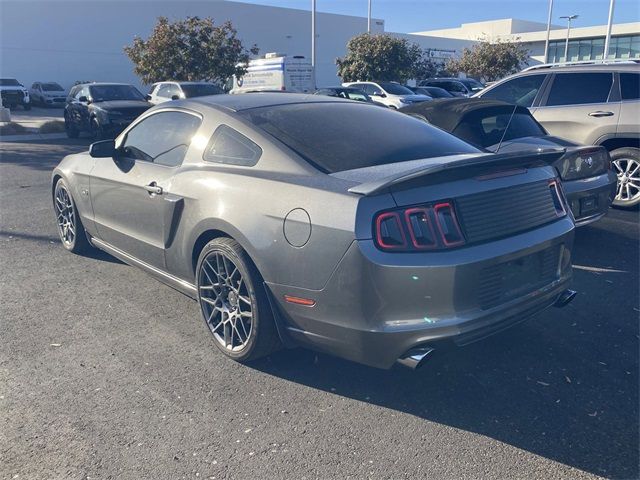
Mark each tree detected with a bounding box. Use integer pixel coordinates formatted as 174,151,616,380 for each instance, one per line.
124,16,259,85
446,38,530,82
336,34,424,83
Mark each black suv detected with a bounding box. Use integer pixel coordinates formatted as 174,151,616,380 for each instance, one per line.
64,83,151,139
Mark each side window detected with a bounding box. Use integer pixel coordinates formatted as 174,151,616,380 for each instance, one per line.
168,84,182,99
620,72,640,101
370,84,383,95
481,74,547,107
76,87,88,100
157,84,172,98
447,82,467,93
121,111,201,167
545,73,613,106
204,125,262,167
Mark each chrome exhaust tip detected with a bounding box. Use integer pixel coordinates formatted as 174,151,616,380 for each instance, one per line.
397,346,435,370
554,289,577,308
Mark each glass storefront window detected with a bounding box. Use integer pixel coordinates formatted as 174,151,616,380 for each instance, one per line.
547,35,640,62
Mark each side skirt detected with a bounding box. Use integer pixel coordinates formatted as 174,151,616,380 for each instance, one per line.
90,237,198,299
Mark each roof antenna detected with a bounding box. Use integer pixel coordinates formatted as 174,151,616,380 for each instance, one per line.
495,103,519,154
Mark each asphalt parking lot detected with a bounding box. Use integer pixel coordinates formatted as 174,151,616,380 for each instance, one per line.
1,138,638,480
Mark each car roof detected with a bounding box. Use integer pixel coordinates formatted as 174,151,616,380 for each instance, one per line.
189,93,347,112
518,63,640,75
81,82,134,87
401,98,531,132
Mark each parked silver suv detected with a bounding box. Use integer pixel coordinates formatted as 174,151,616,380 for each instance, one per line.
475,62,640,207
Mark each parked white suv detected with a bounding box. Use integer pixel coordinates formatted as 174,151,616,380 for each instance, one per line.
342,81,431,109
147,81,224,105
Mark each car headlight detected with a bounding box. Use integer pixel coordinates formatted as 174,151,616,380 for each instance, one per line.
555,147,610,180
399,98,411,104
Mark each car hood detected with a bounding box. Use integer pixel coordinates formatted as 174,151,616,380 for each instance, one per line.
401,94,431,102
487,135,577,153
42,91,66,97
0,86,27,91
92,100,151,114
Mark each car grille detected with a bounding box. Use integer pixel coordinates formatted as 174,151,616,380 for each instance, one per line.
456,180,559,244
1,90,23,101
477,246,560,310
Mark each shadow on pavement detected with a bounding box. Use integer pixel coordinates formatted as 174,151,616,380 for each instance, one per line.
0,138,89,172
0,230,124,265
252,217,639,479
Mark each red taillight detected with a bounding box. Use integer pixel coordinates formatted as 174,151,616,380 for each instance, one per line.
375,211,407,249
548,180,567,217
374,201,465,252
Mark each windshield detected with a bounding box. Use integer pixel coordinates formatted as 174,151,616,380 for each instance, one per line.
42,83,64,91
378,82,414,95
181,83,224,97
0,78,21,86
240,102,479,173
461,79,485,91
425,87,454,98
89,85,145,102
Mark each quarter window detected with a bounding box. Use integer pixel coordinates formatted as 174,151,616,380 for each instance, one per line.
204,125,262,167
481,74,546,107
620,73,640,101
545,73,613,106
121,111,201,167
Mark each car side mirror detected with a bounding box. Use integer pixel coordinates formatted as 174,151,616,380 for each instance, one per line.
89,139,116,158
171,94,180,100
372,92,386,98
78,95,90,104
145,94,152,101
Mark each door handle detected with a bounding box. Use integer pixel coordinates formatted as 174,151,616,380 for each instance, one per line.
588,111,614,117
144,182,163,195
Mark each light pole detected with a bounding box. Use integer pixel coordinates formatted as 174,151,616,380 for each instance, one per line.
544,0,554,62
560,14,578,62
311,0,316,88
603,0,615,61
367,0,371,33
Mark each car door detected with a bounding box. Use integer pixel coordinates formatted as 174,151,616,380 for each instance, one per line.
617,72,640,139
70,86,91,131
531,71,620,145
90,109,202,269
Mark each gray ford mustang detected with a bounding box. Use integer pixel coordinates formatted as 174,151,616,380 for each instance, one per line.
52,94,576,369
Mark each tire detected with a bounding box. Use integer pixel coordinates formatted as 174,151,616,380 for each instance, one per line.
196,237,281,362
90,118,104,140
53,178,91,254
611,147,640,208
64,115,79,139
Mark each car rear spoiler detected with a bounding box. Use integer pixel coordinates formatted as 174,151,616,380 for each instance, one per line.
348,149,566,196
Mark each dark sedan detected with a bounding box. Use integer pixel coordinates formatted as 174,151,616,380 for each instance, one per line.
401,98,617,226
64,83,151,140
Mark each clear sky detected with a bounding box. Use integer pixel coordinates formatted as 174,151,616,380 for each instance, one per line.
239,0,640,32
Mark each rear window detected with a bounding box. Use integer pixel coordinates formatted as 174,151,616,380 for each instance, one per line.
240,102,479,173
620,72,640,100
546,73,613,106
454,112,546,148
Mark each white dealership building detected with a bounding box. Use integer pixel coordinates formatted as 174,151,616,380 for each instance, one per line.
0,0,638,90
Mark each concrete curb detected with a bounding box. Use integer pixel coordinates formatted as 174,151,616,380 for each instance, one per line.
0,133,68,142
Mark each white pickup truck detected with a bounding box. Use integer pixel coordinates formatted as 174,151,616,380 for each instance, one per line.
0,78,31,110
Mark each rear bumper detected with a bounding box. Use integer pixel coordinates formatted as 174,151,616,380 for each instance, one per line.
268,217,574,369
563,170,617,226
